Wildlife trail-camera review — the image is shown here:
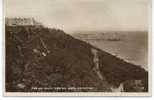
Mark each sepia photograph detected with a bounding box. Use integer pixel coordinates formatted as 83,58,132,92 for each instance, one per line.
4,0,151,96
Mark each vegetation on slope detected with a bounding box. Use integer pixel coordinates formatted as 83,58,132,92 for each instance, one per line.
5,25,148,92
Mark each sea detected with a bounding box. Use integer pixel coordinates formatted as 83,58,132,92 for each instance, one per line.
73,32,148,70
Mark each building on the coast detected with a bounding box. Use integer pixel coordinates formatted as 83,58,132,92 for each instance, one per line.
5,18,42,26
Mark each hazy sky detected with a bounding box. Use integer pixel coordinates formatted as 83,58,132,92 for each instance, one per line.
5,0,150,32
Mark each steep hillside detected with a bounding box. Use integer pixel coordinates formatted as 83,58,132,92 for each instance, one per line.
5,25,148,92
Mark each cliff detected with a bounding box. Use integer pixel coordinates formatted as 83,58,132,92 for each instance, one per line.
5,25,148,92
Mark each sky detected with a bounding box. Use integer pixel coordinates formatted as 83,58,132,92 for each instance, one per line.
5,0,150,33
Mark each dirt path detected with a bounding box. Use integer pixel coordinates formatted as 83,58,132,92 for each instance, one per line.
91,48,124,92
91,48,105,81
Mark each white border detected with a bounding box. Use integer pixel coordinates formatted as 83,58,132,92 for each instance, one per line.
2,0,152,97
4,92,151,97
